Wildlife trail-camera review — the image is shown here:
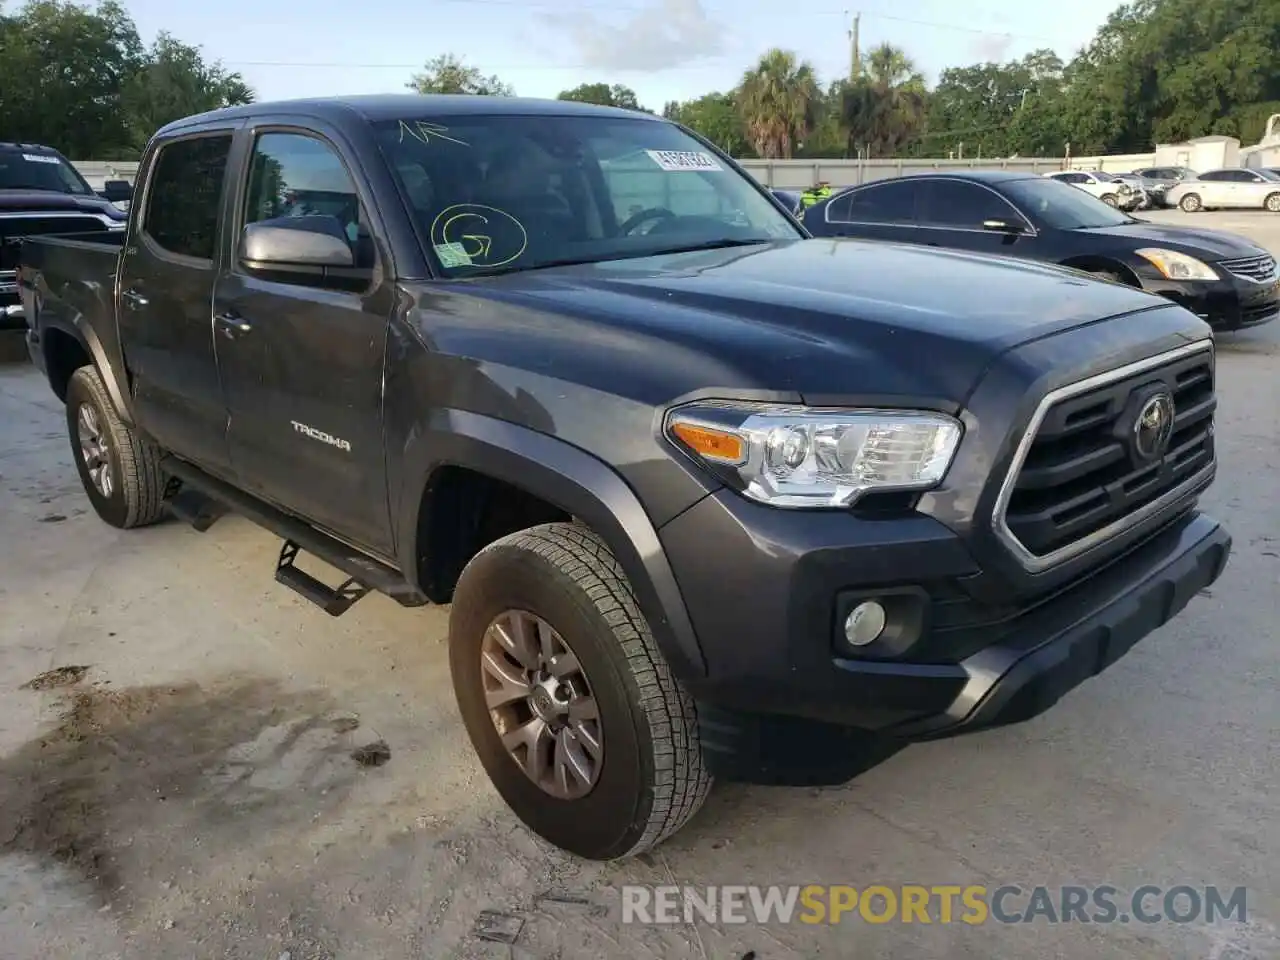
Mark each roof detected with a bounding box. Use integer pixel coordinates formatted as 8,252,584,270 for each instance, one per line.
1187,135,1237,143
0,142,61,154
159,94,663,135
852,169,1042,185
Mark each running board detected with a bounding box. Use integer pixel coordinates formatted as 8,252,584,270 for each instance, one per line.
159,456,430,614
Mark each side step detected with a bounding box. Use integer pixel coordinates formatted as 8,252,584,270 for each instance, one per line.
164,479,229,532
160,456,430,615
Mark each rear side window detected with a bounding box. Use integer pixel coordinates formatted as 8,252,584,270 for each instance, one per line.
143,135,233,260
917,181,1021,228
826,180,918,224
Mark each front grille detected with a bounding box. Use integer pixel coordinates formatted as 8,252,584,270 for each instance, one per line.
1242,300,1279,325
996,344,1215,566
1220,253,1277,283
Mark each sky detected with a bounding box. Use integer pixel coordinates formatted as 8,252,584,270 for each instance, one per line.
117,0,1127,108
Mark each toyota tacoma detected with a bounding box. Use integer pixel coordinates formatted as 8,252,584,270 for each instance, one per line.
18,95,1231,860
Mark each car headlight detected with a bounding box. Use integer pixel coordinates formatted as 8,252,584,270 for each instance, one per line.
665,401,963,508
1134,248,1219,281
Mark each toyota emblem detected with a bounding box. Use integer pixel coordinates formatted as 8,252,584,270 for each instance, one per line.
1133,391,1175,461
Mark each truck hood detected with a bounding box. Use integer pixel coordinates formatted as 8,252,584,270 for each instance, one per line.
466,238,1181,403
0,189,124,218
1075,221,1267,260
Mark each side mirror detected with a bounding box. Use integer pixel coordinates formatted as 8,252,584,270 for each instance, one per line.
100,179,133,203
982,218,1024,234
240,215,355,270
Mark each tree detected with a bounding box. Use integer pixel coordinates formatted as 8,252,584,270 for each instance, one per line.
119,33,254,153
839,43,928,157
737,48,821,159
557,82,644,110
664,92,752,156
406,54,514,96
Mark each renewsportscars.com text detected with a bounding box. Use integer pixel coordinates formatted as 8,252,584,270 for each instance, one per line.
621,884,1248,926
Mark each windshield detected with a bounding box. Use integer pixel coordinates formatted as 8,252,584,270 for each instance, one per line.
0,150,95,195
1003,176,1136,230
373,114,802,276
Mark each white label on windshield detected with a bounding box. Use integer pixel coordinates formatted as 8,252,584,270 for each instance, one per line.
645,150,722,172
434,242,472,268
22,153,62,164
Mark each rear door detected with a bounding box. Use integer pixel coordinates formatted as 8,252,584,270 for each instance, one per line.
816,179,922,243
118,129,238,477
212,122,396,555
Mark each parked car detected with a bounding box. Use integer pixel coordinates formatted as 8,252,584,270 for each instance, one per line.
1166,168,1280,212
769,187,803,216
1132,165,1198,206
0,141,126,328
803,171,1278,331
19,95,1230,860
1113,173,1158,209
1043,169,1141,210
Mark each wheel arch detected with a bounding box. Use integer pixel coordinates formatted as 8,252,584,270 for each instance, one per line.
1059,255,1141,286
40,314,133,422
395,410,708,681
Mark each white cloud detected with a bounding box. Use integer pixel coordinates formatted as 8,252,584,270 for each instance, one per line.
540,0,726,72
968,32,1015,64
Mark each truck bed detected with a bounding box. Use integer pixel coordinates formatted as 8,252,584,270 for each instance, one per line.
18,230,124,334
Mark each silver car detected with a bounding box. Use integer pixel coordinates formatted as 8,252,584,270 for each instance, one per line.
1166,168,1280,212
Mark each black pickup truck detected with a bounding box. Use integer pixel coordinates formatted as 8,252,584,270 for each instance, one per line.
18,95,1231,860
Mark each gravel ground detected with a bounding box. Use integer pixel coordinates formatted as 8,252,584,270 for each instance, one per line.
1,210,1277,959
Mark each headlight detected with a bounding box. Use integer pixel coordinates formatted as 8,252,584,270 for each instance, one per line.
1134,248,1219,281
665,401,963,508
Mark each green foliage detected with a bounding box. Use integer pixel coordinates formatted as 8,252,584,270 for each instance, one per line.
556,83,644,111
736,48,821,159
0,0,253,159
406,53,515,97
664,92,752,156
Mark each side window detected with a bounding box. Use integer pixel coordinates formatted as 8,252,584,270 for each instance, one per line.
143,135,232,260
829,181,918,224
918,181,1022,228
1059,172,1086,184
1198,171,1226,182
242,131,373,268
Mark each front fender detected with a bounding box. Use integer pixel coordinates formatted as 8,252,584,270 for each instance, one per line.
395,409,708,682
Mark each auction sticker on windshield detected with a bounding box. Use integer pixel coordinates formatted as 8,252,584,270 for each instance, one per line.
646,150,723,172
22,154,62,164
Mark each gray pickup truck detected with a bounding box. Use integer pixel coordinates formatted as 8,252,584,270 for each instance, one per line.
18,95,1231,859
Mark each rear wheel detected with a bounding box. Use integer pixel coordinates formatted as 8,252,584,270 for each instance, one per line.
1180,193,1203,213
448,522,711,860
65,366,167,529
1265,192,1280,213
1100,193,1118,207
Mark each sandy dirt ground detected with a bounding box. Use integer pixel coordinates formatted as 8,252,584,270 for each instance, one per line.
1,210,1277,959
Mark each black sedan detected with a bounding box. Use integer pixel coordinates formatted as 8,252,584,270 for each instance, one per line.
802,171,1279,332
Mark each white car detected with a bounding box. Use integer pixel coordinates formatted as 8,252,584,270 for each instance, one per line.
1166,168,1280,213
1042,170,1141,210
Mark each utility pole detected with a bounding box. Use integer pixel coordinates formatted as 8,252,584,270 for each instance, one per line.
846,10,861,81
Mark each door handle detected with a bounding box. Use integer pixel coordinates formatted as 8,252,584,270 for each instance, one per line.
121,289,148,308
215,312,252,338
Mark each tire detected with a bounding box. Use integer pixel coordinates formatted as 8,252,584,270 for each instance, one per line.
1180,193,1202,213
448,521,711,860
1265,192,1280,213
65,365,167,529
1100,193,1118,207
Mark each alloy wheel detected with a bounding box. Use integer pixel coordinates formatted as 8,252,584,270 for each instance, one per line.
480,610,604,799
76,403,113,499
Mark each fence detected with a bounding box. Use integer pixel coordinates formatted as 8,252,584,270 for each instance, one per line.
70,152,1162,192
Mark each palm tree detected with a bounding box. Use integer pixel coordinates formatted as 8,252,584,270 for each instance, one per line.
840,43,928,157
737,49,821,159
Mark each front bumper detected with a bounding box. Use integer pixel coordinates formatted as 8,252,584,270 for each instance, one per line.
1145,273,1280,331
662,489,1230,740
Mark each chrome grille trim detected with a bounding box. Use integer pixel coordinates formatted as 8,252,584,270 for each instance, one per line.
991,340,1216,573
1219,253,1277,284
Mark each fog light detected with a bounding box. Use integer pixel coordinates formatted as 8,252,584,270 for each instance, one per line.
844,601,887,646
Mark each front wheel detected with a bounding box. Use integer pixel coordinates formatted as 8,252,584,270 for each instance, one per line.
65,366,167,529
448,522,712,860
1100,193,1118,207
1264,192,1280,213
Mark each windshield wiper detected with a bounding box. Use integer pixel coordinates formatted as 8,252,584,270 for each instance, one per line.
461,238,774,277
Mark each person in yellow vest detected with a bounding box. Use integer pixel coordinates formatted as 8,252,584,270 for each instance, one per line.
800,180,834,208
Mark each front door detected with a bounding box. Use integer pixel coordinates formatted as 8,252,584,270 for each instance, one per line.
117,131,238,477
915,179,1039,258
212,126,396,556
